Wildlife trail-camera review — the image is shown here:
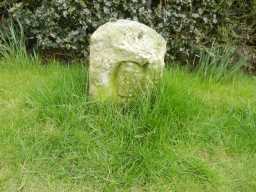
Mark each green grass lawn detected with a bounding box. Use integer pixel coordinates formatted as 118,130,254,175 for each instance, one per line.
1,54,256,191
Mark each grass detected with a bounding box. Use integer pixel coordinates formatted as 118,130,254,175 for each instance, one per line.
0,24,256,191
0,51,256,191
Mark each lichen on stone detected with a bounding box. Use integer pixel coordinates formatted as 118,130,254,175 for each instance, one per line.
89,19,166,101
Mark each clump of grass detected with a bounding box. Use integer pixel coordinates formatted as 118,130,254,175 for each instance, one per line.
0,20,40,69
0,20,26,57
196,45,247,82
0,62,219,190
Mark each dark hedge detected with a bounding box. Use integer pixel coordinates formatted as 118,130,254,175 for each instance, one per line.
1,0,256,64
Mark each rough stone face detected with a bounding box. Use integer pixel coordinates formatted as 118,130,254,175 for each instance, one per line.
89,19,167,101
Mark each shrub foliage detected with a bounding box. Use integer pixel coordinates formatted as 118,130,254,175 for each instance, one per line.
1,0,256,64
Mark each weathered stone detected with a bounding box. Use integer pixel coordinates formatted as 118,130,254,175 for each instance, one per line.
89,19,166,101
